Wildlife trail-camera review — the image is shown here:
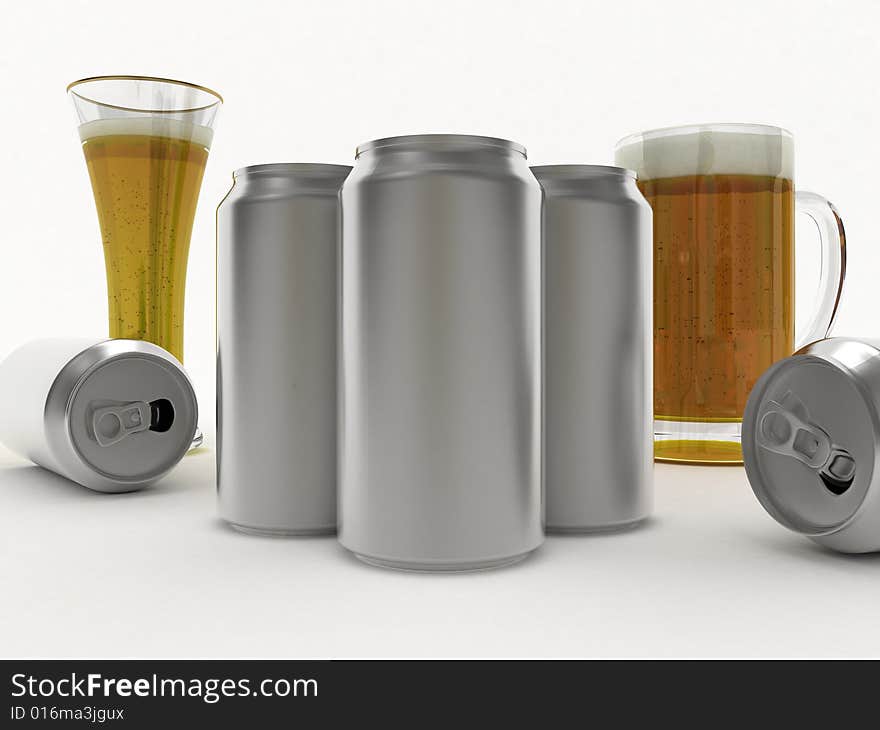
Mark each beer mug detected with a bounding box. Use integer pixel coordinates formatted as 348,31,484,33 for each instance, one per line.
615,124,845,465
68,76,222,363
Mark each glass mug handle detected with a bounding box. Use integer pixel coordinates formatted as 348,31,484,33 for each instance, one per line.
794,191,847,348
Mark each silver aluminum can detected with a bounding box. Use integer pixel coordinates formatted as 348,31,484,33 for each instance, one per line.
533,166,653,532
0,337,197,493
742,337,880,553
217,163,350,536
340,134,543,571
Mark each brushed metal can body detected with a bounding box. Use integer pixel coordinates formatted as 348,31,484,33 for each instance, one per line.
533,165,653,532
743,337,880,553
217,163,350,536
340,134,543,571
0,337,198,492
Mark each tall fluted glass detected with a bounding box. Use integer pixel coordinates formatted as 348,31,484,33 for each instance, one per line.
68,75,222,363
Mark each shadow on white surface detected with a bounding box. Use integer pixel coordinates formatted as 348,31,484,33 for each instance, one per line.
547,516,662,539
211,516,337,541
0,464,107,501
748,530,880,565
0,449,214,501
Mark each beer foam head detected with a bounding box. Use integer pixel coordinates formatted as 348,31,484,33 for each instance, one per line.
615,124,793,180
78,117,214,148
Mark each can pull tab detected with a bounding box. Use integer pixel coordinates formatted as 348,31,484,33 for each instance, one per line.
757,391,855,494
91,402,152,447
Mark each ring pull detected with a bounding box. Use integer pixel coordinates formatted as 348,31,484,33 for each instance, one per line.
757,391,855,495
91,401,151,447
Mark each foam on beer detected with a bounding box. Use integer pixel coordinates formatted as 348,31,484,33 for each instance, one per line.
615,125,793,180
78,117,214,148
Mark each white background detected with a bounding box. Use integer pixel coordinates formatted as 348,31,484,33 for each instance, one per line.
2,0,880,658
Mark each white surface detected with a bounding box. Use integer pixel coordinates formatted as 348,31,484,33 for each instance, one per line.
1,440,878,659
2,0,880,658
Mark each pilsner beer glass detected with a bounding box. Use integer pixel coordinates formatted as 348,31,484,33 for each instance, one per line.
68,76,222,364
616,124,845,465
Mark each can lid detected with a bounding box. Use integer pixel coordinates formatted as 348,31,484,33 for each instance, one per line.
47,340,198,489
742,340,878,537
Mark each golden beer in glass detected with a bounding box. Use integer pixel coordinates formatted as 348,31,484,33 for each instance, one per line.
69,76,222,363
616,124,846,465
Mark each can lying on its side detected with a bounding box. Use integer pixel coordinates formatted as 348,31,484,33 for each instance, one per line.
217,163,350,536
339,134,544,571
742,337,880,553
534,165,653,532
0,338,198,492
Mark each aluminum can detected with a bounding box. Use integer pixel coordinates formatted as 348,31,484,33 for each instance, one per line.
0,338,198,493
217,163,350,535
533,165,653,532
339,134,543,571
742,337,880,553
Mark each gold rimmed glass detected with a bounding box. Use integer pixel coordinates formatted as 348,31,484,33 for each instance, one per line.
68,75,222,363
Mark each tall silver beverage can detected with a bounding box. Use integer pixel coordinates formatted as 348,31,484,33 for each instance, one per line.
743,337,880,553
340,134,543,571
0,337,198,493
217,163,350,535
533,166,653,532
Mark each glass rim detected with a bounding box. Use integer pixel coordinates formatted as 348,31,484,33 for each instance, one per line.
615,122,793,150
67,75,223,114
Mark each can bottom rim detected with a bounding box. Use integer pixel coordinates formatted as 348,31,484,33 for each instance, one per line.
350,550,536,573
227,522,336,538
546,516,650,535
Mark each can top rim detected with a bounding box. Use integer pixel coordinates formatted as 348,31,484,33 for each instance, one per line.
531,164,636,180
233,163,353,179
355,134,526,158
